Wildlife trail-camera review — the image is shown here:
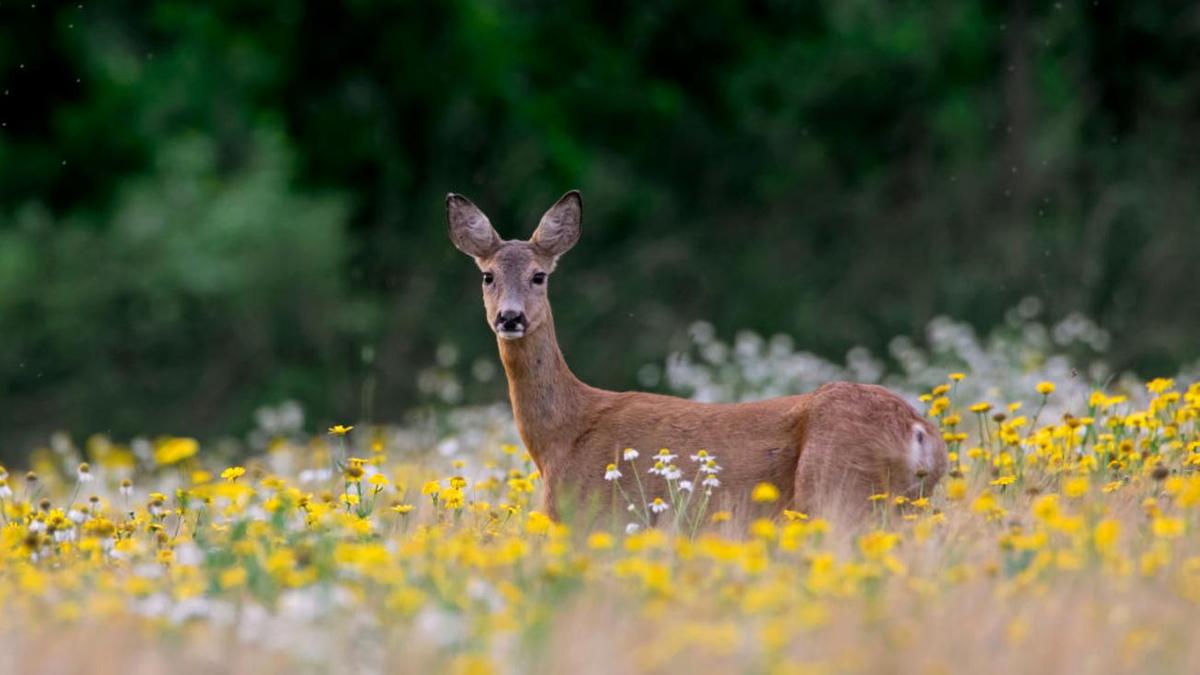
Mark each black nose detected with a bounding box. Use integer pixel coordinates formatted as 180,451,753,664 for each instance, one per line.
496,310,526,332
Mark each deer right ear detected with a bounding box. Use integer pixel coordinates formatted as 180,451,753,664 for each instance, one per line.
447,193,501,259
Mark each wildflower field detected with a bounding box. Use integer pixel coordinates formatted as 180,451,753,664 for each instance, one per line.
3,315,1200,675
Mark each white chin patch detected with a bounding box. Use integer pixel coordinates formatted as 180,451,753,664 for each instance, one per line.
496,329,525,340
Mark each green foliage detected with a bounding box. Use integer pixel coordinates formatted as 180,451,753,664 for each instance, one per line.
0,130,354,447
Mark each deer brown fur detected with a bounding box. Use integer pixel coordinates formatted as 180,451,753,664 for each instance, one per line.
447,190,947,523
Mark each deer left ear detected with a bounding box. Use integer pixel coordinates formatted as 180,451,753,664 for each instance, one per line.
531,190,582,259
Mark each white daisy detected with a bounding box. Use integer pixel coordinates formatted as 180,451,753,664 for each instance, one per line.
604,463,622,481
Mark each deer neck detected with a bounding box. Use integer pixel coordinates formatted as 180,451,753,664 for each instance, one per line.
496,313,587,466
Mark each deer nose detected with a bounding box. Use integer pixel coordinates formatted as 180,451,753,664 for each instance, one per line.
496,310,526,333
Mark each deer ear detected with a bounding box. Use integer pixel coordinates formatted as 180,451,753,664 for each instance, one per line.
447,193,501,258
531,190,582,259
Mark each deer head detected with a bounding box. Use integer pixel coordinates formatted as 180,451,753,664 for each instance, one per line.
446,191,582,340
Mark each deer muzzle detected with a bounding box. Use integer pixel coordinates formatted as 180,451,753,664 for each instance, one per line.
495,310,527,339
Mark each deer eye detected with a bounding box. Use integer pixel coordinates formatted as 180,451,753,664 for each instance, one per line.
531,272,547,286
482,272,494,285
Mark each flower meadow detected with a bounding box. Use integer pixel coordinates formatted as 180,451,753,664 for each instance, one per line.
4,318,1200,674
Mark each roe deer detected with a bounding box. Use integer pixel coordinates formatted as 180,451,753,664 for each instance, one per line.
447,190,946,522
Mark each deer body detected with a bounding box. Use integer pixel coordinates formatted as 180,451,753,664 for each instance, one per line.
448,191,946,521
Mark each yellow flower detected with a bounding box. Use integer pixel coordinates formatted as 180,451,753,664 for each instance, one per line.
1094,519,1120,556
328,424,354,436
710,510,732,524
343,514,372,535
624,529,667,553
220,466,246,482
587,532,614,550
1062,476,1089,498
1146,378,1175,395
948,372,966,382
421,480,440,496
945,478,967,501
971,491,1000,515
391,504,414,514
154,437,199,465
386,586,427,615
526,511,552,535
219,567,248,589
751,482,780,503
1152,517,1185,539
750,518,777,541
858,530,901,559
507,477,534,494
930,397,951,416
441,488,465,510
1036,381,1056,396
1031,494,1059,522
969,402,993,414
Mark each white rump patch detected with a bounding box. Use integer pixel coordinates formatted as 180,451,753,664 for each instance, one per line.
909,423,930,473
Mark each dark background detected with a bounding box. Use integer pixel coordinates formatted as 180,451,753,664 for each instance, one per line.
2,1,1198,458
